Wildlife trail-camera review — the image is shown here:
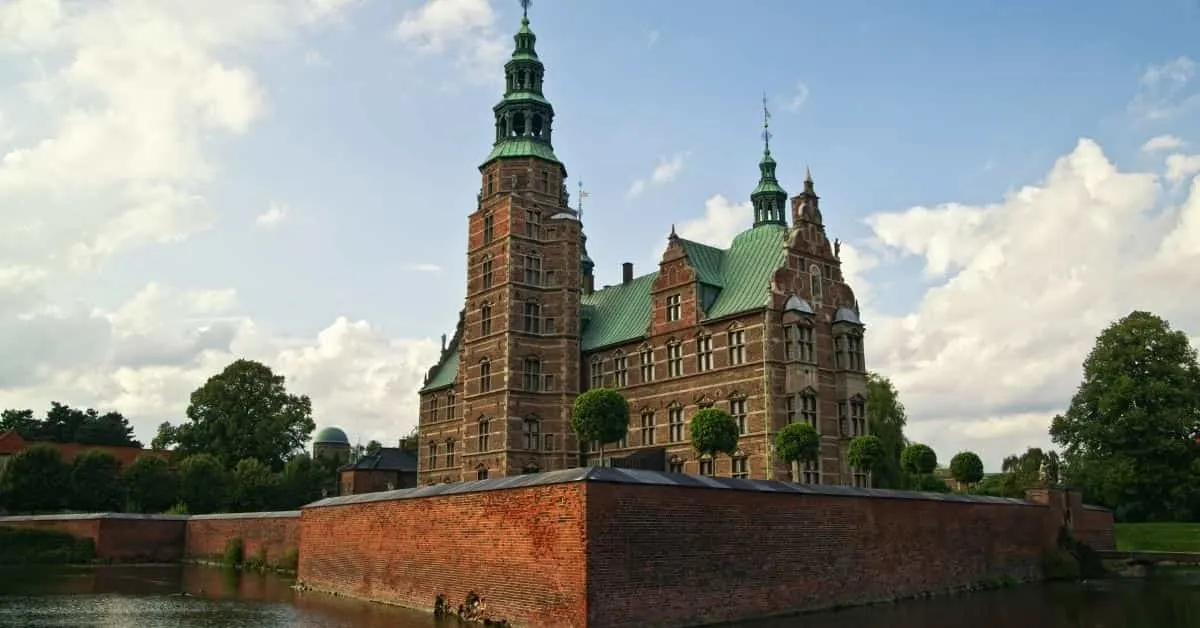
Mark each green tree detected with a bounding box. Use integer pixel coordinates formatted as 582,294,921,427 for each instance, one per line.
847,435,886,476
2,404,139,447
365,440,382,456
151,422,177,451
166,360,316,470
901,443,938,477
0,445,70,513
278,453,326,508
570,388,630,465
0,409,41,440
75,411,140,447
1050,311,1200,521
775,422,820,482
123,456,177,513
229,458,278,512
949,451,985,489
69,450,123,512
690,408,740,465
865,372,909,489
178,453,228,514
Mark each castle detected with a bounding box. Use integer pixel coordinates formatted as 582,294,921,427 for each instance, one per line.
417,8,868,485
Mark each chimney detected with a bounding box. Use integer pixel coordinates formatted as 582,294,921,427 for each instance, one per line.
440,334,447,352
584,274,595,294
622,262,633,285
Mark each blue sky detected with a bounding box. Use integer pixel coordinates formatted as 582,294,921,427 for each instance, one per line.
2,0,1199,469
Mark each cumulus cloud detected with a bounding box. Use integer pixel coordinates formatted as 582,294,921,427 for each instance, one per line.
1129,56,1199,121
256,203,289,229
1142,134,1186,153
393,0,507,82
628,152,689,199
1166,153,1200,184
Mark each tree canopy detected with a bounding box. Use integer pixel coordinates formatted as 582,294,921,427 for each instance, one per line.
847,435,885,474
0,445,69,513
69,450,124,513
775,422,820,477
949,451,984,487
1050,311,1200,521
901,443,938,476
0,403,140,447
690,408,740,459
159,359,315,470
865,372,909,489
571,388,630,463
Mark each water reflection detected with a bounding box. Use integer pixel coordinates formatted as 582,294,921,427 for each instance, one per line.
0,564,1197,627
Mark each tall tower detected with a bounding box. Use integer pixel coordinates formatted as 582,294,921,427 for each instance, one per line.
459,3,582,480
751,96,788,227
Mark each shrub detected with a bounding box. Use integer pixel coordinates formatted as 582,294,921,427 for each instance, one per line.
901,443,938,476
0,445,70,513
124,455,177,513
949,451,985,487
690,408,739,458
70,450,123,513
0,527,96,564
222,537,245,567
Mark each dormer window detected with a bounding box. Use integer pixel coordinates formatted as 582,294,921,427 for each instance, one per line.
666,294,681,321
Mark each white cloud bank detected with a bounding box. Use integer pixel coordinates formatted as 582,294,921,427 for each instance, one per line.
628,152,689,198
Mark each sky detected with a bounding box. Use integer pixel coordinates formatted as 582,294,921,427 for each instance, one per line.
1,0,1199,471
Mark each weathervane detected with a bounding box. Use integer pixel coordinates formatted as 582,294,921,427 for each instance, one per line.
520,0,531,19
577,180,589,220
761,91,772,153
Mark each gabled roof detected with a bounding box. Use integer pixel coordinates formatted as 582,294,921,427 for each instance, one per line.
339,447,417,474
421,348,459,393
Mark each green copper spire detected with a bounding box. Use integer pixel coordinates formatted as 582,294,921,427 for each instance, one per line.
482,1,562,168
751,94,787,226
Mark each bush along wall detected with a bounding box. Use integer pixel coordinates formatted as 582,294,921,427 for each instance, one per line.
0,527,96,565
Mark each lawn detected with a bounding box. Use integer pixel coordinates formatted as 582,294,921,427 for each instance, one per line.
1115,522,1200,553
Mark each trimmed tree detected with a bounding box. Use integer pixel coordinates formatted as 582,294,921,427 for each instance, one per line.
775,422,820,482
901,443,938,477
571,388,630,466
690,408,740,474
0,444,70,513
123,455,177,513
949,451,985,490
847,435,886,477
70,449,124,513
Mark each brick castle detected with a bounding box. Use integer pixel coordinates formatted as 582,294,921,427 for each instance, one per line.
417,9,868,485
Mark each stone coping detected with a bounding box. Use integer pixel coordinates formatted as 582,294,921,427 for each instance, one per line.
305,466,1041,510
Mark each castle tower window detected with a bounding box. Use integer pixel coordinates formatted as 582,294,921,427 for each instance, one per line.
445,440,455,468
483,214,494,244
667,341,683,377
668,457,684,474
523,301,542,333
730,397,747,434
798,326,815,362
478,419,491,452
784,325,797,360
525,209,541,238
479,359,492,393
523,255,542,285
511,112,525,136
696,335,713,371
613,351,628,387
522,357,542,391
481,302,493,335
431,395,440,421
447,390,456,419
785,396,796,424
486,174,495,195
699,456,714,476
668,404,685,442
835,336,847,370
481,257,494,289
477,468,489,481
539,170,549,191
640,410,656,445
427,442,438,469
850,397,867,436
532,115,544,138
800,392,817,429
522,418,541,450
732,456,749,479
589,356,604,390
728,328,745,365
802,460,820,484
848,334,864,371
666,294,681,321
639,345,654,382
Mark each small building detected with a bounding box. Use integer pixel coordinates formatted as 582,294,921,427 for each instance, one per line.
312,426,351,464
0,430,168,475
338,447,418,495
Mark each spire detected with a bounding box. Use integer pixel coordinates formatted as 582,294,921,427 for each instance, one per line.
751,94,787,227
578,180,594,285
482,0,563,171
796,163,823,225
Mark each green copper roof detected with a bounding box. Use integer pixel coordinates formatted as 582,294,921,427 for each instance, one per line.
497,90,551,106
420,349,459,392
752,153,787,197
580,224,788,350
482,138,561,165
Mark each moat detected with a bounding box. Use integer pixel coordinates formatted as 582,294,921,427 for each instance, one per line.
0,565,1197,628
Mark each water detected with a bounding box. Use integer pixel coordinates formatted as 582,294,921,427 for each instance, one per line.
0,564,1197,627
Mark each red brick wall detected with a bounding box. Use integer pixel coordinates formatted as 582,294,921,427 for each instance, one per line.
184,512,301,566
1076,506,1116,550
585,483,1048,628
0,515,185,562
298,483,588,628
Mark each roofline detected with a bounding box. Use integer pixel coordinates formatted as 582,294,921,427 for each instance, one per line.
582,304,771,353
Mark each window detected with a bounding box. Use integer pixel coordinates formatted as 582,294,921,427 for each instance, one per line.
589,356,604,389
523,255,542,285
613,351,628,387
639,345,654,382
640,410,656,445
784,325,797,360
617,431,628,449
798,326,815,362
482,257,494,289
668,405,684,442
523,301,541,333
523,418,540,450
430,396,440,421
478,419,490,451
668,459,684,474
447,390,456,419
699,458,714,476
427,442,438,469
543,433,555,451
835,336,846,370
785,396,796,424
728,329,745,365
850,397,867,436
486,174,495,195
445,440,455,468
810,264,822,301
667,341,683,377
477,468,489,481
480,360,492,393
800,393,817,428
696,335,713,371
732,457,749,479
853,470,869,488
525,209,540,238
540,171,549,192
481,303,492,335
847,335,864,371
666,294,681,321
730,398,747,434
483,214,494,243
523,357,542,391
802,460,820,484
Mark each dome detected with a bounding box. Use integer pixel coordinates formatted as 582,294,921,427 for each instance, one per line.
314,426,350,445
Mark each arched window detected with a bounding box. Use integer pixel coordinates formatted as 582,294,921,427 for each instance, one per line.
512,112,526,136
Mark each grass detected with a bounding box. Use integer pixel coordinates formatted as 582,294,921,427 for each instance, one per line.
1116,523,1200,553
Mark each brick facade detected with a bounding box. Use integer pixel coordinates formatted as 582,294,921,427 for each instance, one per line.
184,512,301,565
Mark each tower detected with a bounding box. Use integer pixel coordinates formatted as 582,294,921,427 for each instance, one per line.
751,95,787,227
460,3,582,480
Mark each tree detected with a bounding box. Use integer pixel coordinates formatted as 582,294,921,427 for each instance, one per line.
124,456,177,513
1051,311,1200,520
75,411,141,447
847,435,885,476
177,454,228,514
279,453,326,508
865,372,909,489
70,450,124,512
0,445,70,513
901,443,938,477
571,388,630,465
949,451,985,489
151,422,177,451
229,458,278,512
0,404,139,447
690,408,740,463
0,409,41,439
365,440,382,456
775,422,820,482
167,359,316,470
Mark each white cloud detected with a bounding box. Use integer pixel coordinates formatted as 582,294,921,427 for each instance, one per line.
647,29,660,47
393,0,506,82
1142,134,1186,153
1166,153,1200,184
784,81,810,113
1129,56,1199,121
627,152,689,199
256,203,289,229
860,138,1200,470
402,262,442,273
